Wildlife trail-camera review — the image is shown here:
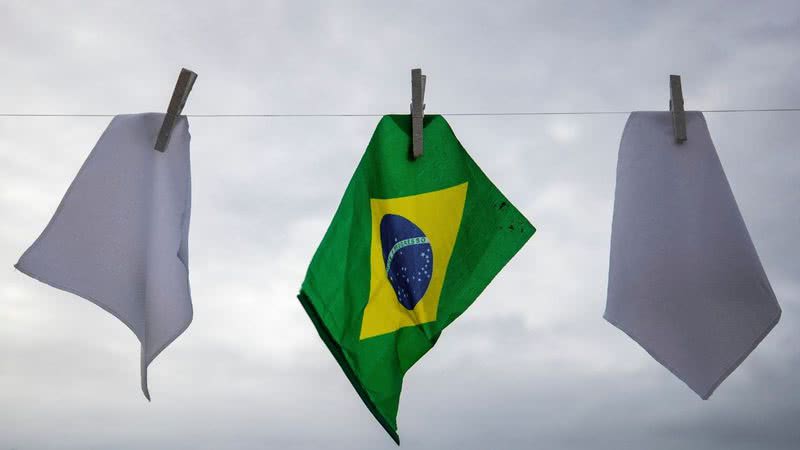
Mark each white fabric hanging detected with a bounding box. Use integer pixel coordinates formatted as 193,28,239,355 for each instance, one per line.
606,111,781,399
16,113,193,399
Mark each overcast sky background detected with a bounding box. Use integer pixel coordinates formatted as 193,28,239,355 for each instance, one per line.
1,1,799,449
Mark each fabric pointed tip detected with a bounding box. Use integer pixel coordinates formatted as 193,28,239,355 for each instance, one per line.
141,357,151,401
378,419,399,445
297,291,400,445
696,380,720,401
141,381,151,401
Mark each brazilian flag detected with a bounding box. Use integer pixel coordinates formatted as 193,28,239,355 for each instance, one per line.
298,115,534,443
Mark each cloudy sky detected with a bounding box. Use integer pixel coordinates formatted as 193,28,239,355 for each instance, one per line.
1,1,799,448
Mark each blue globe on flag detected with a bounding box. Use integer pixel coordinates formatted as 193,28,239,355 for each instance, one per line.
379,214,433,310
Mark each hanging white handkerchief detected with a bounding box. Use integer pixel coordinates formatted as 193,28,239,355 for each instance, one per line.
16,113,193,399
606,111,781,398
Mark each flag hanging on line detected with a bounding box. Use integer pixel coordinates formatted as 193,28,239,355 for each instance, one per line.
298,115,534,443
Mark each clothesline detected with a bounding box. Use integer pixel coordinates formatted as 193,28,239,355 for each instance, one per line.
11,110,785,440
0,107,799,118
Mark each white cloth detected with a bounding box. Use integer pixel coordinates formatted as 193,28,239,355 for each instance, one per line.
16,113,193,399
606,111,781,399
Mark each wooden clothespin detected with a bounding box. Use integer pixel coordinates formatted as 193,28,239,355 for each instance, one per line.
669,74,687,144
155,68,198,152
410,68,427,159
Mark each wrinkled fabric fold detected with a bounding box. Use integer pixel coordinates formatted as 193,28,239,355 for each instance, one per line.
606,111,780,398
16,113,193,399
